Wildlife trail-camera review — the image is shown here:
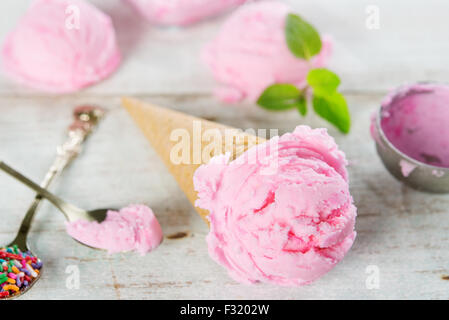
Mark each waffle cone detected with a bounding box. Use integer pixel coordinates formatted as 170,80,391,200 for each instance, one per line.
122,97,265,223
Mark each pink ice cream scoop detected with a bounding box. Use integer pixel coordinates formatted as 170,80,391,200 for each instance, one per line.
1,0,121,93
202,1,333,103
126,0,249,26
66,205,163,255
194,126,357,286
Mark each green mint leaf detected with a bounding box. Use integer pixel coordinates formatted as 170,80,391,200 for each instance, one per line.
257,84,302,111
296,95,307,116
307,68,341,95
312,92,351,133
285,13,322,60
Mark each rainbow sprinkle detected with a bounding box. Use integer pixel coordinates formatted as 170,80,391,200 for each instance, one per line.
0,245,42,299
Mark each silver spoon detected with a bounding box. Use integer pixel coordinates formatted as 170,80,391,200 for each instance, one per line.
0,106,104,299
0,161,109,223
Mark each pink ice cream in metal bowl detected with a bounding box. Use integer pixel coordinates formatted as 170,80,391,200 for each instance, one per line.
126,0,249,26
194,126,357,286
202,1,333,103
372,83,449,193
1,0,121,93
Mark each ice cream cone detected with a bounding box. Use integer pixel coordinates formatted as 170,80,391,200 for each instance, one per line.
122,97,265,223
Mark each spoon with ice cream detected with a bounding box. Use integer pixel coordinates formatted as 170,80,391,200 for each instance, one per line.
0,162,163,255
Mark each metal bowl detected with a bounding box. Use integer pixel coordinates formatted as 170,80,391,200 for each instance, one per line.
374,83,449,193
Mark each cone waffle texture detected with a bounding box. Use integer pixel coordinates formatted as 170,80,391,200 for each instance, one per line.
122,97,265,223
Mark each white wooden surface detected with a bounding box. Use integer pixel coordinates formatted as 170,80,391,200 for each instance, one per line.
0,0,448,299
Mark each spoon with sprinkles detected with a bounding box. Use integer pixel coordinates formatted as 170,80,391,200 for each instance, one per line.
0,162,163,256
0,106,104,299
0,246,42,299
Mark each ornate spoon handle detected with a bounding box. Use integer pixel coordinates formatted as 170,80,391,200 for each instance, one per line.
41,106,105,188
10,106,105,250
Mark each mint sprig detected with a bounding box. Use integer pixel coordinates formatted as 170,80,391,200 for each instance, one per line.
285,13,322,60
312,91,351,134
257,84,303,111
256,14,351,134
306,68,340,94
296,95,307,116
308,69,350,133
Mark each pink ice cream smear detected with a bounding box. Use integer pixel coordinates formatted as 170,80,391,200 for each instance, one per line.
399,160,417,178
193,126,357,286
66,205,162,255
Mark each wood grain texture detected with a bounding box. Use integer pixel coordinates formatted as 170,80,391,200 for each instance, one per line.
0,0,448,299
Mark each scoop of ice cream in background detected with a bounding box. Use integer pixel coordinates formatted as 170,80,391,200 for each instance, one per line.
1,0,121,93
202,1,333,103
126,0,249,26
66,205,163,255
194,125,357,286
